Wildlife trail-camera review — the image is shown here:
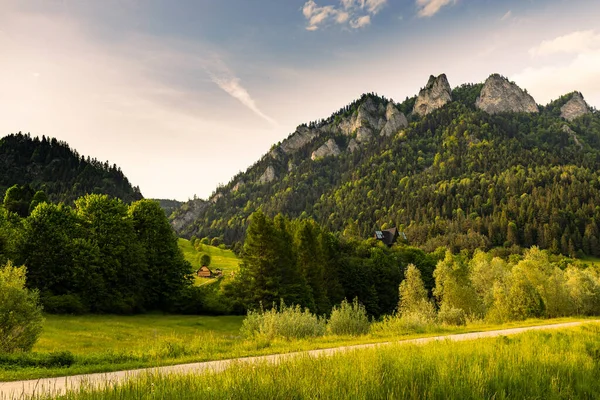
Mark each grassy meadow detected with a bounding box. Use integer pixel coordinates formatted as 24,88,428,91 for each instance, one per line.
35,324,600,399
0,313,594,382
177,238,239,285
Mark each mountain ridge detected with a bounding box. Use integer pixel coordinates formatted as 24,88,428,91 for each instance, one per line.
172,73,599,256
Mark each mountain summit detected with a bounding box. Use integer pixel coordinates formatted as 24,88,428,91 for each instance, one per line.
412,74,452,116
475,74,538,114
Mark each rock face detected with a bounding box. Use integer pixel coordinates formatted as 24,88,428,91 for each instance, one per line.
280,126,319,154
562,124,583,148
311,139,341,160
258,165,276,184
476,74,538,114
381,103,408,136
339,97,385,143
347,139,359,153
561,92,590,121
210,193,223,203
412,74,452,116
170,199,208,235
232,181,244,192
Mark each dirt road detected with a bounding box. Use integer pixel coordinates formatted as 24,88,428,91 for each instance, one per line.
1,320,596,399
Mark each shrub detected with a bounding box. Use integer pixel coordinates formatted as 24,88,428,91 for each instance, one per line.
240,302,326,340
0,350,74,368
0,261,44,353
327,298,370,336
437,304,467,326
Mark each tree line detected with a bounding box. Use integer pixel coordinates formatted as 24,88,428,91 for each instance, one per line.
0,133,143,204
225,212,600,322
0,193,191,314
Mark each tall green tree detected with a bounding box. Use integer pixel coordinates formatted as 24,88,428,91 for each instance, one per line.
75,194,145,313
295,219,329,314
129,199,192,310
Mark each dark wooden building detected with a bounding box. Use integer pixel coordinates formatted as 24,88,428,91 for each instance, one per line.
374,227,400,247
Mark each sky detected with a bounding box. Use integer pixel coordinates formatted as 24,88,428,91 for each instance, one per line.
1,0,599,201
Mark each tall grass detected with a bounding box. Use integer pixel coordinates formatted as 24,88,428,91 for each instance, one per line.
241,302,326,340
327,298,370,336
37,324,600,399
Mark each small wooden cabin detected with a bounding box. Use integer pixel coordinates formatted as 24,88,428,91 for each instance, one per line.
374,227,400,247
197,266,213,278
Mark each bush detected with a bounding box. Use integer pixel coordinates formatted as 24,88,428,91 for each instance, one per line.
0,262,44,353
240,302,326,340
42,294,88,314
327,298,370,336
437,304,467,326
0,350,74,368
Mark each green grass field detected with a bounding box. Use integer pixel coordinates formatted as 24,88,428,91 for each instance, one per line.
36,324,600,399
177,238,240,286
0,314,594,382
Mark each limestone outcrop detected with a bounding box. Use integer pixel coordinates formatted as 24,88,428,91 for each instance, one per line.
258,165,276,184
412,74,452,116
561,92,590,121
170,199,208,234
280,126,319,154
311,139,341,160
347,139,359,153
475,74,538,114
381,103,408,136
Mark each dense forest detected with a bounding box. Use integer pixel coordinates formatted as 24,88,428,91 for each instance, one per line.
177,84,600,258
222,211,600,321
0,133,143,203
0,194,191,314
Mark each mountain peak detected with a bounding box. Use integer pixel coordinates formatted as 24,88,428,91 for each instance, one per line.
475,74,538,114
412,74,452,116
561,92,591,121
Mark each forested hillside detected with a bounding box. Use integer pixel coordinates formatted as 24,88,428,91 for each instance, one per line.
176,74,600,257
0,133,143,203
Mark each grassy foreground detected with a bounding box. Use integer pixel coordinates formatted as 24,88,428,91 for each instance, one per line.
0,314,594,382
38,324,600,399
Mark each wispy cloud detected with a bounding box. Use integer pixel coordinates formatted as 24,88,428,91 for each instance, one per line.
416,0,456,18
501,10,512,21
206,59,277,126
302,0,387,31
529,30,600,57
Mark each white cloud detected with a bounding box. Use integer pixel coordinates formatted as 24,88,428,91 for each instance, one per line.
529,30,600,57
365,0,387,14
206,60,277,126
514,31,600,107
350,15,371,29
302,0,386,31
501,10,512,21
416,0,455,18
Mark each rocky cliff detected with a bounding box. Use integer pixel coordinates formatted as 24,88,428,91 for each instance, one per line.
170,199,208,234
475,74,538,114
258,165,276,184
412,74,452,116
561,92,590,121
381,103,408,136
311,139,341,160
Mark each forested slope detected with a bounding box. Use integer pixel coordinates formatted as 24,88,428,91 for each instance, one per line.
174,74,600,257
0,133,142,203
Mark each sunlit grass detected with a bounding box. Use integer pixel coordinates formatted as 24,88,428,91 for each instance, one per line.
0,314,595,382
178,239,238,272
37,324,600,399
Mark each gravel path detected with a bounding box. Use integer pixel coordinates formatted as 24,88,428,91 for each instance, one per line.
1,320,596,399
